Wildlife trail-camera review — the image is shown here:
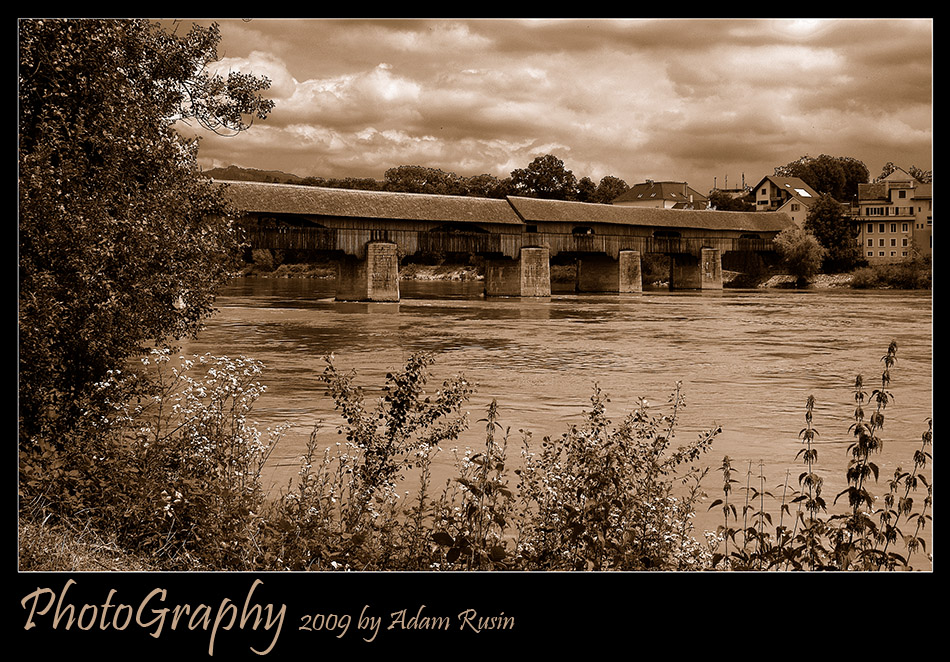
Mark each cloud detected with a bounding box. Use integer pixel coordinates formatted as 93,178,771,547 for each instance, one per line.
191,18,932,190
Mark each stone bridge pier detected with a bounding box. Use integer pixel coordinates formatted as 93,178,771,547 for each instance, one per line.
334,243,723,300
335,241,400,301
669,248,723,290
575,250,643,293
485,247,552,297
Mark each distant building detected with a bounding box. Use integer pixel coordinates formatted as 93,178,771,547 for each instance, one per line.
710,187,752,201
853,167,932,264
749,175,821,226
710,173,751,200
612,180,709,209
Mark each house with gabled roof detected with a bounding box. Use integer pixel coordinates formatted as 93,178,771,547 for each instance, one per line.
750,175,820,225
611,180,708,210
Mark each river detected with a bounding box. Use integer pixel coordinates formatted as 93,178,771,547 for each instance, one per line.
183,277,933,562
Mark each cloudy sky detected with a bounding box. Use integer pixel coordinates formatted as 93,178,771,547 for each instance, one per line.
177,18,932,193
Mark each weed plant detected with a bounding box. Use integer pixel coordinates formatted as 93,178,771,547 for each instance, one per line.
513,384,718,570
708,341,932,570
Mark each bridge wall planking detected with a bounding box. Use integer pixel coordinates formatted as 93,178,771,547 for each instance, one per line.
243,226,775,259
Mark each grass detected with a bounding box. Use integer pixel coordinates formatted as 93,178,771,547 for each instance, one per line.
18,516,157,572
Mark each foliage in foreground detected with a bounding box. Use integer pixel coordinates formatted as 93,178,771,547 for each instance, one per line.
19,345,931,571
19,18,274,469
20,350,284,570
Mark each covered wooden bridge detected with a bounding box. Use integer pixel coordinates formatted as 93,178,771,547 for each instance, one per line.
219,180,794,301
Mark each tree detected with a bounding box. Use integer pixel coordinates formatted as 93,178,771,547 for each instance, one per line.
908,165,932,184
774,154,869,202
593,175,630,204
510,154,578,200
574,176,597,202
19,19,275,447
707,190,754,211
461,173,511,199
773,226,826,284
384,165,464,195
803,193,864,272
876,162,898,181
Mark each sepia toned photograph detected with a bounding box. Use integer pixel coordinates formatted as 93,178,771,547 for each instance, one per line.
18,17,932,655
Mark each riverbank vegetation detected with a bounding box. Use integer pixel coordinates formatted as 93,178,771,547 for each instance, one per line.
20,342,931,572
849,255,933,290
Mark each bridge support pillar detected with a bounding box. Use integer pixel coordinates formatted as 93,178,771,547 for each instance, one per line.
669,248,722,290
576,250,642,293
335,241,400,301
485,247,551,297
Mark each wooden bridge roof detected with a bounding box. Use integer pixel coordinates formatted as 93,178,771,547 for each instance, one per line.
218,180,795,234
217,180,524,225
507,196,795,233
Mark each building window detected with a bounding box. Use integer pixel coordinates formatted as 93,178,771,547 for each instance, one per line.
902,238,908,246
867,223,874,233
890,239,896,247
879,252,885,256
867,239,874,247
879,224,885,233
879,239,885,247
899,190,906,198
867,251,874,257
890,223,897,233
902,223,908,232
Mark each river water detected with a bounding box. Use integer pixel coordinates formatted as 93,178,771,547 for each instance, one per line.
183,277,933,560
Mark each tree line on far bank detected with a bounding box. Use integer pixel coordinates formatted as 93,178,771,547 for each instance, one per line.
211,156,635,205
207,153,932,210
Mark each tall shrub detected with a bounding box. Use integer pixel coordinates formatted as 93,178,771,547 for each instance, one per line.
515,384,719,570
773,226,825,283
19,19,273,455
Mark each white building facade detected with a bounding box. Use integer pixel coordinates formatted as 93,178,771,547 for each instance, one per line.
854,168,932,264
